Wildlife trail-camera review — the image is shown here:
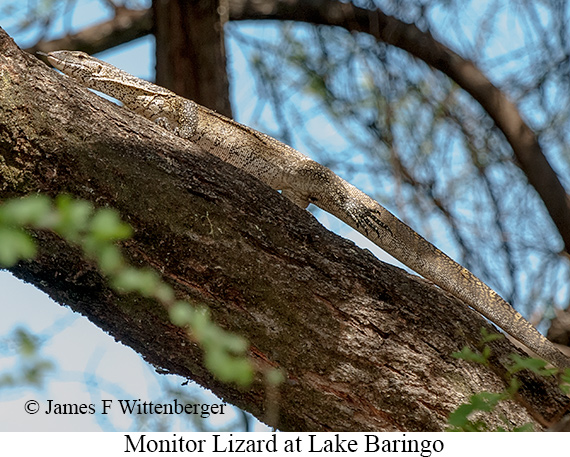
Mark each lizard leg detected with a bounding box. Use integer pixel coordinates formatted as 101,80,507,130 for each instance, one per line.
281,189,310,209
175,100,198,139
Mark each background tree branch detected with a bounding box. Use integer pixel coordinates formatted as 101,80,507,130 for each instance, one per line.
26,6,152,56
1,28,568,431
230,0,570,254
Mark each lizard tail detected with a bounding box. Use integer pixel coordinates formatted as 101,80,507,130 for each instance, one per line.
317,176,570,369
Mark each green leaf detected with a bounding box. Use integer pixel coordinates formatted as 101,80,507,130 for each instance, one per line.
447,403,480,429
217,332,248,354
188,307,211,340
508,355,557,376
153,283,174,303
15,328,39,356
54,195,93,240
447,391,506,431
266,368,285,386
169,301,195,326
469,391,505,412
204,348,253,387
504,377,521,397
480,328,504,344
559,369,570,394
0,227,36,266
95,244,124,275
452,346,488,365
89,208,132,241
0,195,52,227
111,267,160,296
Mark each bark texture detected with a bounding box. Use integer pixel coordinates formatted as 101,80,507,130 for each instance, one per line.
2,29,568,431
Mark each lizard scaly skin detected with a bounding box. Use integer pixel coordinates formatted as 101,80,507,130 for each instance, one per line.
44,51,570,369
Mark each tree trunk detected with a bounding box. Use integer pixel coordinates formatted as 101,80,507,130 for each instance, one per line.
153,0,232,116
1,29,567,431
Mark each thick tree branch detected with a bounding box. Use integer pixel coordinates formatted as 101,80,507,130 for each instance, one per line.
29,0,570,253
2,29,567,431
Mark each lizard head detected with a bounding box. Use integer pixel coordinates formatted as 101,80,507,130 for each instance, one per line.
42,50,172,99
43,51,108,86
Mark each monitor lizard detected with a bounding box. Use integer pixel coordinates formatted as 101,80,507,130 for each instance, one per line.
42,50,570,369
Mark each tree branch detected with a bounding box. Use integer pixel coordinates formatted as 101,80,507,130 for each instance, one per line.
26,7,152,56
229,0,570,253
2,28,567,431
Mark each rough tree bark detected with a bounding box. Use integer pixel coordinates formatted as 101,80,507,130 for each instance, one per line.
1,30,568,431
